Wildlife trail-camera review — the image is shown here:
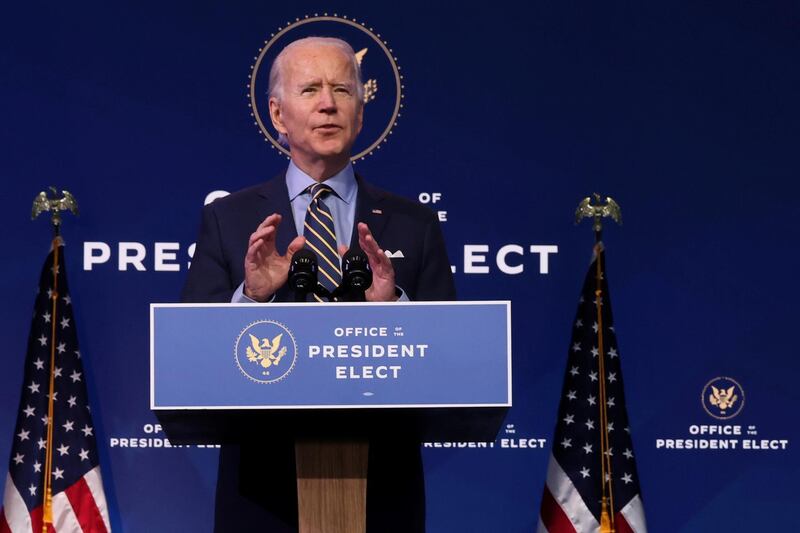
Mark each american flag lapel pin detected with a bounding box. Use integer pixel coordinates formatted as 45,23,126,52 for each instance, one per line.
372,209,383,215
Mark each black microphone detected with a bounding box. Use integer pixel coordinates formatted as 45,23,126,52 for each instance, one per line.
332,248,372,301
288,248,318,299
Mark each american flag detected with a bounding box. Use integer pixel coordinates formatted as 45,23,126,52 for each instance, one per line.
1,242,110,532
538,248,647,533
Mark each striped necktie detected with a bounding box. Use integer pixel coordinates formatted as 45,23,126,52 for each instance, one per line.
303,183,342,300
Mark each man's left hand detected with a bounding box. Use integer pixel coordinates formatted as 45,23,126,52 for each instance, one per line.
339,222,398,302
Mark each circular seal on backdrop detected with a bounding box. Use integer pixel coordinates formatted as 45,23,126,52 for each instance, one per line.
701,376,745,420
234,320,298,384
247,14,404,161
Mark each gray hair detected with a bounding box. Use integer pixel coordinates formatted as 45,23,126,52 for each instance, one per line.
269,37,364,145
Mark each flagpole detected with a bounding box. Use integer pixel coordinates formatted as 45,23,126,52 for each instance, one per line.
575,194,622,533
31,188,79,532
594,245,615,533
41,236,60,531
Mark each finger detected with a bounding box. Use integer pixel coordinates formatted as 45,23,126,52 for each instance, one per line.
249,224,277,249
337,244,348,257
245,238,265,266
357,227,393,277
284,236,306,261
256,213,281,232
357,223,381,256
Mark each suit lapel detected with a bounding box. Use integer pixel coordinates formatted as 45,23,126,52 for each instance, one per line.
257,172,297,254
352,174,389,250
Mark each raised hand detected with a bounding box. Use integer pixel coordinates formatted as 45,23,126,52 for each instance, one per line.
243,213,305,301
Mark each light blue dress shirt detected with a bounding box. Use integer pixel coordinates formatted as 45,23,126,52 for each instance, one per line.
285,160,358,250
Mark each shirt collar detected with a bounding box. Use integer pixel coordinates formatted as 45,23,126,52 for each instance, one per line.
286,160,357,203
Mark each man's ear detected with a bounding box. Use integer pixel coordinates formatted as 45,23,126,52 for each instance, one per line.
269,97,287,135
355,102,364,137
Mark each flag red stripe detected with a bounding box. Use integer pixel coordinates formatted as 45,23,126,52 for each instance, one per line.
30,506,43,533
615,512,634,533
540,486,577,533
0,510,11,533
65,477,108,533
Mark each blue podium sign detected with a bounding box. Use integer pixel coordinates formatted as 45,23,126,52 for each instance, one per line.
150,301,511,410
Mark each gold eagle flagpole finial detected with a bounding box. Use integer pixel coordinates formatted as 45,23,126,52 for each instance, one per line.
31,186,79,237
575,193,622,243
30,187,78,531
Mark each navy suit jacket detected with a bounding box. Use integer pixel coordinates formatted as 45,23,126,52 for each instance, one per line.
182,173,455,304
181,173,455,532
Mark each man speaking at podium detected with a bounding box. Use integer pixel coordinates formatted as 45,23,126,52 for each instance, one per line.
182,36,455,532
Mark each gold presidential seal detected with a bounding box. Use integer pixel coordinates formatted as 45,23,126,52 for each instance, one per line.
247,14,404,161
701,376,745,420
234,320,298,384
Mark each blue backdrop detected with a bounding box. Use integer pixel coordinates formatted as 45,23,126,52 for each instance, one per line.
1,2,798,531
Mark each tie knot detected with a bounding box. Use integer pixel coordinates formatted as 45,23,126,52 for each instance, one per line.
308,183,334,201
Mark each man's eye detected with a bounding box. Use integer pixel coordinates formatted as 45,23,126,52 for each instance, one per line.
301,87,317,94
334,87,351,95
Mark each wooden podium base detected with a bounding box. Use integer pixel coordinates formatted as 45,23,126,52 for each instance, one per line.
295,440,368,533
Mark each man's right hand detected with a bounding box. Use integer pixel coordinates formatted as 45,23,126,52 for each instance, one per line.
244,213,305,302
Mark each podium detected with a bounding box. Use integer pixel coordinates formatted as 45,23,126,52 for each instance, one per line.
150,301,511,532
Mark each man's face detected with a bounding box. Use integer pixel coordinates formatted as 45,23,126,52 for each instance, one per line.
269,43,363,173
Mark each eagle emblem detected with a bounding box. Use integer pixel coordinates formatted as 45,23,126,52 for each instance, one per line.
701,377,745,420
354,48,378,104
235,320,297,384
709,385,737,411
246,333,288,371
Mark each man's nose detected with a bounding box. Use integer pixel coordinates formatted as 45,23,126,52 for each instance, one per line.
317,86,337,113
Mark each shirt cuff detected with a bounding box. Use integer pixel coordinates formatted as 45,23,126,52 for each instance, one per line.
396,286,409,302
231,283,275,303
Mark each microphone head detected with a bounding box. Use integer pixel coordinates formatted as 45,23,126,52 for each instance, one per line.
289,248,318,292
341,247,372,291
